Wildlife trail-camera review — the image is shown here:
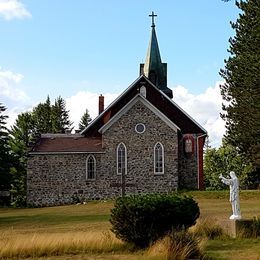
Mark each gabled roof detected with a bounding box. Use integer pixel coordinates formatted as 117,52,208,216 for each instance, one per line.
99,94,180,134
81,75,207,136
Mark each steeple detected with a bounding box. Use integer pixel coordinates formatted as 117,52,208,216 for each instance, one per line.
140,12,173,99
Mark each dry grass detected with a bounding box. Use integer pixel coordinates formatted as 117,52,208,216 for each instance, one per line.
146,231,206,260
0,191,260,259
190,218,225,239
0,231,131,259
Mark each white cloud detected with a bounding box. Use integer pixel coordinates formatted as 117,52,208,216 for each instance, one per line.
66,91,118,131
0,68,29,102
0,0,31,20
171,81,226,147
2,75,226,147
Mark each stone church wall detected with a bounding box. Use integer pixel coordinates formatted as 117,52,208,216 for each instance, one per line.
27,153,109,206
101,100,179,196
27,100,179,206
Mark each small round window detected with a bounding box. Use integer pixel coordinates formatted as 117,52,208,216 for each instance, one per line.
135,123,145,134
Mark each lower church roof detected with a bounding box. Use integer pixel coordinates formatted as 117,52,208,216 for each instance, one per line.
31,134,103,154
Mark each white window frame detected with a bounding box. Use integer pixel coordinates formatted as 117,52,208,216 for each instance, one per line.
117,142,127,175
86,154,96,180
154,142,164,175
135,123,146,134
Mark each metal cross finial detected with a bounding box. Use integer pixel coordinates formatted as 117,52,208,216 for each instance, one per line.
149,11,157,27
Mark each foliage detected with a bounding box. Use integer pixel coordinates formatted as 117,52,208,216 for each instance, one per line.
51,96,73,133
6,96,73,207
78,108,92,131
32,95,73,134
166,229,204,260
110,193,200,248
219,0,260,170
32,96,52,134
204,142,254,189
0,103,12,193
8,112,37,207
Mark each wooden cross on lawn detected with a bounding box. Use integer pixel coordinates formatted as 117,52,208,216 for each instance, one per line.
149,11,157,27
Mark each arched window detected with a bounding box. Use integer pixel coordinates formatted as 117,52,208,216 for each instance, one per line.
154,142,164,174
117,143,127,175
86,155,96,180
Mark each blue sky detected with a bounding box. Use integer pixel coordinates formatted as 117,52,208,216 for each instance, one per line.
0,0,240,146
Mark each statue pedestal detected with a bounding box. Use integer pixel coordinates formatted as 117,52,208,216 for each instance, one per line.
220,219,256,238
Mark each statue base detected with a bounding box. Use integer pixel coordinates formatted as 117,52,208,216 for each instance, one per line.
229,214,241,220
220,219,256,238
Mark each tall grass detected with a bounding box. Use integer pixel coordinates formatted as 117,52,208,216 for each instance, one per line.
190,218,225,239
0,231,131,259
146,230,206,260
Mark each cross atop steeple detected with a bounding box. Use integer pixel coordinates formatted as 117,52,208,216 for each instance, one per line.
149,11,157,27
139,12,173,99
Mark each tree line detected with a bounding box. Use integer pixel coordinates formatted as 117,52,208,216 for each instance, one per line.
0,97,91,206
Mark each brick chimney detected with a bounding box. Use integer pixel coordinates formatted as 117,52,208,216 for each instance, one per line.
99,94,104,114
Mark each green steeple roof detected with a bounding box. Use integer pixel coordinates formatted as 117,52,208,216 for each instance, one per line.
140,12,173,99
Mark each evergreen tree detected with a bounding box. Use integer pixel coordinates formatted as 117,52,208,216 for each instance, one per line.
32,96,52,133
32,96,73,134
9,112,36,207
219,0,260,169
78,108,92,131
0,104,12,194
51,96,73,133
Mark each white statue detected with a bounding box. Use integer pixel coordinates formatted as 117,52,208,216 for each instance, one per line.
219,171,241,220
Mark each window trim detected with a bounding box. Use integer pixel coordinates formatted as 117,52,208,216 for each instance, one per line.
117,142,127,175
86,154,96,180
154,142,164,175
135,123,146,134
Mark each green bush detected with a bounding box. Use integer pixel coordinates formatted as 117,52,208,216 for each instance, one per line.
110,193,200,248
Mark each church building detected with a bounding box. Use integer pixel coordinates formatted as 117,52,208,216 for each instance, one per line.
27,13,207,206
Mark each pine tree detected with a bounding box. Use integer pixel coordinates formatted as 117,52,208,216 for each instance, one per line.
219,0,260,169
32,96,52,133
51,96,73,133
78,108,92,131
9,112,36,206
0,103,11,192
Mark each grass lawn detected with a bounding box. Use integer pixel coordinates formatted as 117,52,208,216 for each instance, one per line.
0,190,259,259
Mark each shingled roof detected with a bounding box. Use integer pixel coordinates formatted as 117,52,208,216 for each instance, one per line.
31,134,103,154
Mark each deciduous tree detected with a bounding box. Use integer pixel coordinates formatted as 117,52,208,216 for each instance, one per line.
204,142,254,189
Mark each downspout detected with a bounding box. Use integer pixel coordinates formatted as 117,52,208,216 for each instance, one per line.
197,134,207,190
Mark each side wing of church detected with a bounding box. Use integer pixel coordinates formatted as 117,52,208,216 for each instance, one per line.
27,16,207,206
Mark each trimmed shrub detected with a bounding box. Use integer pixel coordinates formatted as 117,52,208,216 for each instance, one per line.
110,193,200,248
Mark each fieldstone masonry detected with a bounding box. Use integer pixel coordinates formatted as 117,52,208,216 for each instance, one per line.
27,101,183,206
